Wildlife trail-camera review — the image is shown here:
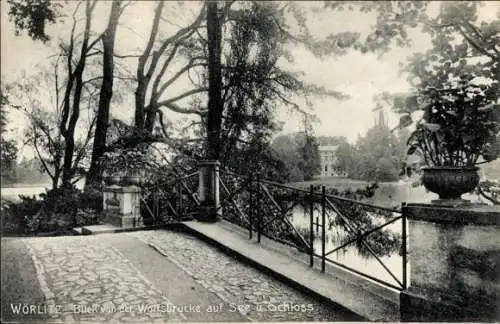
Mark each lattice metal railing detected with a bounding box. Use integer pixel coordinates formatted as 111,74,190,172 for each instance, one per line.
318,192,407,290
215,169,408,291
140,171,200,225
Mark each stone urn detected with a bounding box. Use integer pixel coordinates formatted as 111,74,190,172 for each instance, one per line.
422,166,480,202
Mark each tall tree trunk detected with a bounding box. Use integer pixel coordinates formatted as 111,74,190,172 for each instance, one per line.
86,0,122,189
134,81,147,131
62,66,85,187
206,0,223,160
52,170,60,191
134,2,164,133
61,0,94,188
144,104,157,134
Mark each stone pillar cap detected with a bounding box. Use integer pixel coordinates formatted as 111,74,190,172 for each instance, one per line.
197,160,221,166
403,203,500,226
119,185,141,193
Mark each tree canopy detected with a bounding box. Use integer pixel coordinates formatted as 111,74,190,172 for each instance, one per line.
0,92,18,183
5,0,499,188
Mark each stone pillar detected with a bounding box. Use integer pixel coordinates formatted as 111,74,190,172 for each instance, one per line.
196,160,220,222
400,203,500,322
103,184,143,228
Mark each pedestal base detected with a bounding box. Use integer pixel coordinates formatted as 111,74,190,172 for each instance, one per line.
103,185,142,228
107,212,143,228
197,160,221,223
195,206,220,223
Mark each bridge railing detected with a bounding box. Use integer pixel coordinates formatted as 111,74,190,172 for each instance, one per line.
217,170,312,252
217,169,408,291
140,171,200,225
320,190,407,291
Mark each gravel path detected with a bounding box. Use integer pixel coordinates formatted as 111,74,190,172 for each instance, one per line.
1,238,50,323
129,230,353,321
2,230,356,322
21,235,185,323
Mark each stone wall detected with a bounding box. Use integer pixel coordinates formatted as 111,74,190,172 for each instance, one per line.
401,204,500,322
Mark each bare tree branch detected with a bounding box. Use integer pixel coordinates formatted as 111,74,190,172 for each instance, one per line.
154,58,206,101
138,1,165,79
28,123,56,180
150,43,181,103
157,102,205,116
157,87,208,107
458,26,497,60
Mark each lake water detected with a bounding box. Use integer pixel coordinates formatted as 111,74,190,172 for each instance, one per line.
1,186,51,201
291,206,405,288
288,181,489,288
1,180,85,201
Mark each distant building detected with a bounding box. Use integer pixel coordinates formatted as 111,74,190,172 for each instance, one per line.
318,145,348,177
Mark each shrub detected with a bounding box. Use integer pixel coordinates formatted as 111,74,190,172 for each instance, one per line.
2,186,103,235
375,157,400,182
75,208,101,227
39,186,80,216
79,187,103,212
2,195,43,234
24,211,74,234
1,199,22,234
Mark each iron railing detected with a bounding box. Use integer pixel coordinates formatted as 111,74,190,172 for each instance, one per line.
217,170,311,252
139,167,408,291
140,171,200,225
318,189,407,291
216,170,408,291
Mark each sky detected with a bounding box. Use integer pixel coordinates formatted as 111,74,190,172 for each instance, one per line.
1,1,499,160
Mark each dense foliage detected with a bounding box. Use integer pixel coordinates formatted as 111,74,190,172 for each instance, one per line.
7,0,62,43
0,93,18,184
392,39,500,166
1,187,102,235
328,116,409,182
271,132,321,182
381,1,500,168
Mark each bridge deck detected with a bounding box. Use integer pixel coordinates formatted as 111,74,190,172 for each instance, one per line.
182,219,401,322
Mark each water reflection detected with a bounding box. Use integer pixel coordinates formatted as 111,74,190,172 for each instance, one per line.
1,180,85,201
291,205,404,287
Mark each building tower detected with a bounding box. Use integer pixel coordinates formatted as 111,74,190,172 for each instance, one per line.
376,107,387,126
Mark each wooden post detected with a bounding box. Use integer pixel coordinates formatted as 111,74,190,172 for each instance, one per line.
309,185,314,268
402,205,408,289
321,185,326,273
249,175,253,240
176,183,181,216
257,174,261,243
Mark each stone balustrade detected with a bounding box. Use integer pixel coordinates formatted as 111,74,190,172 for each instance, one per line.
400,203,500,322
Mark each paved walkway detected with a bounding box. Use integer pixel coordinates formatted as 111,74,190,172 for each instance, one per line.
181,220,400,321
128,231,360,322
1,230,360,323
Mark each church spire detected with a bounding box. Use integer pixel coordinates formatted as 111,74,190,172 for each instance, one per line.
377,108,386,126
